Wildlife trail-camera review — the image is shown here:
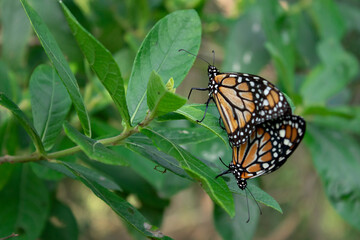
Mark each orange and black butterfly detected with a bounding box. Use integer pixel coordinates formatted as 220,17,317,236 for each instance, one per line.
180,49,291,146
216,115,306,190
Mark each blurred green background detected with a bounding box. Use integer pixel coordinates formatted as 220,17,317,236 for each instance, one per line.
1,0,360,239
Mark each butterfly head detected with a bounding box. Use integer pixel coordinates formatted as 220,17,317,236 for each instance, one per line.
208,65,219,78
228,162,247,190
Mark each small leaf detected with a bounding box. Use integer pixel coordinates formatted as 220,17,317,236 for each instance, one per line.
60,2,130,126
20,0,91,136
30,64,71,151
147,71,187,117
175,104,228,146
63,163,171,240
0,165,50,240
0,93,45,154
141,128,235,217
306,124,360,231
63,122,128,166
127,9,201,125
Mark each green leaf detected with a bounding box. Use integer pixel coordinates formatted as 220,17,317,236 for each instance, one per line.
227,180,282,213
125,140,190,179
40,161,122,191
149,127,216,144
175,104,228,146
127,9,201,125
0,165,50,240
20,0,91,136
60,2,130,126
41,200,78,240
63,122,128,166
63,163,172,240
306,125,360,231
123,145,191,198
300,39,358,105
0,93,45,154
223,6,269,74
0,0,31,69
214,194,260,240
309,107,360,135
30,64,71,151
140,128,235,217
147,71,187,117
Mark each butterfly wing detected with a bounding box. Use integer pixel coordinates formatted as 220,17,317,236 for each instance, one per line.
212,73,291,146
232,115,306,180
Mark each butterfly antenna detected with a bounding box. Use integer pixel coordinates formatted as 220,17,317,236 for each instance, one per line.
218,157,228,168
245,188,251,223
247,187,263,215
212,50,215,67
178,49,211,66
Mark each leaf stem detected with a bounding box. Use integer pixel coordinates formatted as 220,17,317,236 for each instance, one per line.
0,113,153,165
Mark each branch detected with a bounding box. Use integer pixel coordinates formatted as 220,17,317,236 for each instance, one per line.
0,111,155,165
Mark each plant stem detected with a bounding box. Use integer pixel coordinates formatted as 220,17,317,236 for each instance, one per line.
0,112,154,165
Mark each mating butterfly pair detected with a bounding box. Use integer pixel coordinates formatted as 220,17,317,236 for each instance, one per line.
180,49,306,190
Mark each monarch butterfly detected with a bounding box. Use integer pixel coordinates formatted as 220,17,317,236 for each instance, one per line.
179,49,291,146
216,115,306,190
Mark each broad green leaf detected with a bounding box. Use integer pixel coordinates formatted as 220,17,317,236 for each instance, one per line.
30,64,71,151
175,104,228,146
223,6,269,74
150,127,216,144
63,163,172,240
0,93,45,154
20,0,91,136
127,10,201,125
40,161,121,191
141,128,235,217
301,39,358,105
214,194,260,240
147,71,186,117
0,0,31,68
125,140,190,179
310,0,345,40
306,125,360,231
0,165,50,240
60,2,130,126
63,122,128,166
41,200,78,240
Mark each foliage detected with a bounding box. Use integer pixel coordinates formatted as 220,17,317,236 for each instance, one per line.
0,0,360,239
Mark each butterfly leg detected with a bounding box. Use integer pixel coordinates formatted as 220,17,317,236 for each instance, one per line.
218,117,225,130
196,97,212,123
188,87,208,99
